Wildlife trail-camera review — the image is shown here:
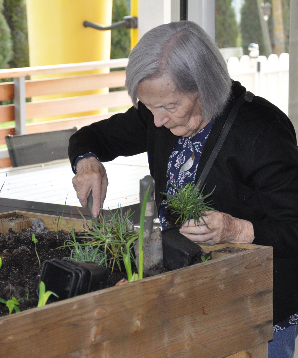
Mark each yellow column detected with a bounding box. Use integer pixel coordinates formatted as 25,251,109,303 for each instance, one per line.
130,0,138,49
26,0,113,119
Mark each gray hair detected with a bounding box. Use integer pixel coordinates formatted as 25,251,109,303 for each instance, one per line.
125,21,232,122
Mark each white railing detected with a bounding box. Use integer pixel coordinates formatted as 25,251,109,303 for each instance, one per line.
0,54,290,167
227,53,289,115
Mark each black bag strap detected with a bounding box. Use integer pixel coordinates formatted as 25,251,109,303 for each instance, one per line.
197,91,254,188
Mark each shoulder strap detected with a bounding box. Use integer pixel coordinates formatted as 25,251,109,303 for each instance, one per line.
197,91,254,189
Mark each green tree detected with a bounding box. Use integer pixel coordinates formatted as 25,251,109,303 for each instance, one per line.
0,0,12,68
3,0,29,68
281,0,290,52
241,0,266,55
111,0,130,59
215,0,239,48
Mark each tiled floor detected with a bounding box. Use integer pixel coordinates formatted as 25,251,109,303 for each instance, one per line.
0,153,150,210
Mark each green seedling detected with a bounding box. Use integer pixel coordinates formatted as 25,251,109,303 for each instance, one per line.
121,186,150,282
57,195,68,240
38,281,58,307
0,297,20,314
81,208,139,272
32,233,41,267
201,255,211,262
24,287,29,300
164,182,215,228
0,257,2,269
79,193,149,283
64,229,107,266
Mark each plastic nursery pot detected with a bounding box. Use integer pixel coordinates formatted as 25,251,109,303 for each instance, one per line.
162,228,204,271
40,259,108,302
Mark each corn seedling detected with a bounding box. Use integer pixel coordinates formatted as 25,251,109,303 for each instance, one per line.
164,182,215,228
38,281,58,307
0,297,20,314
32,233,41,267
0,257,2,269
201,255,211,262
119,186,150,282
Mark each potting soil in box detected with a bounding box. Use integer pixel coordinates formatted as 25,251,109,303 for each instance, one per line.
0,211,124,317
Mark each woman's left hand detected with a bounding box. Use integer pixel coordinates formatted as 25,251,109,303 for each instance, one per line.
179,211,254,245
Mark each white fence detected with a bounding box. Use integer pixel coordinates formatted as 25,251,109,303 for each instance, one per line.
227,53,289,115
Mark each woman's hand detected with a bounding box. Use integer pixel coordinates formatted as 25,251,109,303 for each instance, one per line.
72,157,108,217
179,211,254,245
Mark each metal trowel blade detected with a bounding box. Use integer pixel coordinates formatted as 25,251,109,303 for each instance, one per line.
87,191,100,222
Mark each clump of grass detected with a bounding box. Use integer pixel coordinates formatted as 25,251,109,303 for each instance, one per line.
164,182,215,228
78,208,138,273
64,229,107,266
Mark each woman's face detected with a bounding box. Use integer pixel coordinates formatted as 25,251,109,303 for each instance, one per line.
137,74,209,137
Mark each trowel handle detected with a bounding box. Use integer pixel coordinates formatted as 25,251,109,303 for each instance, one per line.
87,191,100,222
139,175,155,241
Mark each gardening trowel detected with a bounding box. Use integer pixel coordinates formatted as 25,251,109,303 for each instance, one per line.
134,175,163,276
87,190,100,222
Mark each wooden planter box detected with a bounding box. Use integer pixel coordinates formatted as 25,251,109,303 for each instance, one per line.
0,211,273,358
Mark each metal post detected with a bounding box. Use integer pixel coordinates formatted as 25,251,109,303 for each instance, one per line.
14,77,26,135
180,0,187,20
288,0,298,136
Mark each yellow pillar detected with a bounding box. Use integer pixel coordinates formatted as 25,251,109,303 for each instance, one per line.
26,0,113,120
130,0,138,49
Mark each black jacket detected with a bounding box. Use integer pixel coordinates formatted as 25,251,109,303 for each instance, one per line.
69,81,298,325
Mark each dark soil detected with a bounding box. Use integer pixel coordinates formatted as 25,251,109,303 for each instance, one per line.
0,217,125,318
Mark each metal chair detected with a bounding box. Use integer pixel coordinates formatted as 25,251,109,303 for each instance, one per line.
5,127,77,167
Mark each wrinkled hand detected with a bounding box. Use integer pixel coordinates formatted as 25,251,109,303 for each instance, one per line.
72,157,108,217
179,211,254,245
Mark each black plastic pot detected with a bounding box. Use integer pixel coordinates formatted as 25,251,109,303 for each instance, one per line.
162,228,204,271
40,259,108,302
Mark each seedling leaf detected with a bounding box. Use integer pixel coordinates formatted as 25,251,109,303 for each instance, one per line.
38,281,58,307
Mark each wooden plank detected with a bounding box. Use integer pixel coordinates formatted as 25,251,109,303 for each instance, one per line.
0,126,15,145
0,104,14,123
26,71,126,97
0,157,12,169
0,111,123,150
225,342,268,357
25,112,120,133
0,245,273,358
225,352,247,358
0,82,14,101
0,58,129,79
0,210,90,233
247,342,268,357
25,91,131,118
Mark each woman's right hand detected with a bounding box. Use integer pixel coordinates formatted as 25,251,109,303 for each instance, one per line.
72,157,108,217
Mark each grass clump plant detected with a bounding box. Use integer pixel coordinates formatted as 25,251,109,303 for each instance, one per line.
64,229,107,266
77,188,150,283
81,207,138,274
164,182,215,228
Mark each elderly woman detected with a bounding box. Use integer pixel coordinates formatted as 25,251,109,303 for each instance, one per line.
69,21,298,357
